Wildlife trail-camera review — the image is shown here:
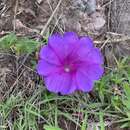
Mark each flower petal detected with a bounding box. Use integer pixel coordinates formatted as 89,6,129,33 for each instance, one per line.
76,70,94,92
40,45,61,65
63,32,79,43
79,64,104,80
48,34,65,57
37,60,59,76
79,37,94,48
37,32,104,95
67,76,77,94
48,33,78,59
87,48,104,64
45,73,72,95
77,37,94,59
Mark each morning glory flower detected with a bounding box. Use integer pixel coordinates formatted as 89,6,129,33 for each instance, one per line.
37,32,104,95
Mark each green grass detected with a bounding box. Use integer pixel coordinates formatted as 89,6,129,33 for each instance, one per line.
0,34,130,130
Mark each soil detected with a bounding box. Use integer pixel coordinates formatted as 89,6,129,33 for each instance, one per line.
0,0,106,38
0,0,130,130
105,0,130,67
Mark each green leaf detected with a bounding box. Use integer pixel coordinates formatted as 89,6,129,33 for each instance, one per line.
123,83,130,109
126,112,130,119
99,112,105,130
0,33,17,49
44,125,62,130
81,113,88,130
15,38,40,54
0,34,40,54
124,83,130,99
123,100,130,110
120,122,130,128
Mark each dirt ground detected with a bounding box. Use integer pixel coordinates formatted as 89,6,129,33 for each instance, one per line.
0,0,106,36
0,0,130,130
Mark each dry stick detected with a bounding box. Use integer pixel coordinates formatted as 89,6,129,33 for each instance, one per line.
102,0,114,8
100,38,110,50
3,68,25,98
50,14,63,35
13,0,19,32
47,0,64,33
40,0,63,36
94,36,130,44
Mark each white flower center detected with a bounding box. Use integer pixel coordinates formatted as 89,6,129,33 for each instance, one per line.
64,67,70,72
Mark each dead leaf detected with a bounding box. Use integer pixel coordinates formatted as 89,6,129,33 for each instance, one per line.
36,0,43,4
13,19,39,33
91,12,106,30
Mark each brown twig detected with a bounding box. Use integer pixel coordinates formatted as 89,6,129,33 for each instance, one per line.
40,0,63,36
94,36,130,44
13,0,19,32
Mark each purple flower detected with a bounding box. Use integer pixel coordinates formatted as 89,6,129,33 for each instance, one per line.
37,32,104,95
